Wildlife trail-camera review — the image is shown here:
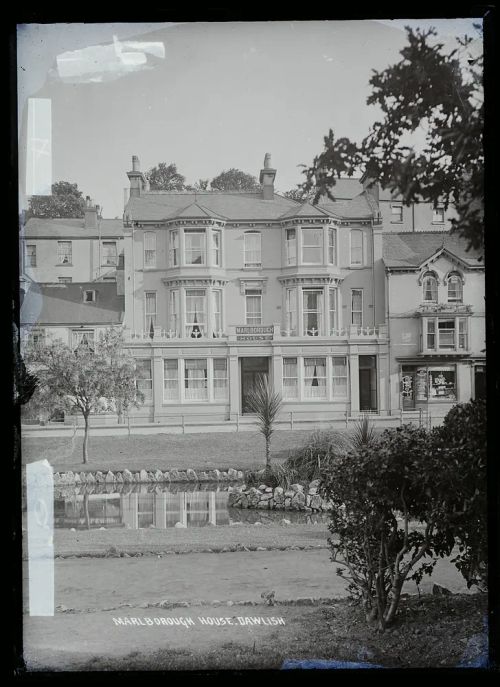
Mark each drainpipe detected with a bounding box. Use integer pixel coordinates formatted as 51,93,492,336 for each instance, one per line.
385,267,392,414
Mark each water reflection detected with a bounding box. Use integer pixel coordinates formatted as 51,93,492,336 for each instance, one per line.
51,484,329,530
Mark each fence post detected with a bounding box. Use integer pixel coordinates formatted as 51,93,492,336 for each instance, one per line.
181,415,185,434
290,411,294,431
127,414,131,438
236,413,240,432
345,410,349,428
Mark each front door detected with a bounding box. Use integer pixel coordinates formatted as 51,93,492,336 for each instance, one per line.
241,357,269,414
359,355,377,412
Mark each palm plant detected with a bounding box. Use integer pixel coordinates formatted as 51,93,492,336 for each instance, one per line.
350,414,377,451
245,374,283,470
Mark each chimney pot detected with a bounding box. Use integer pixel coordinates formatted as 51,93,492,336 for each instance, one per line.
259,152,277,200
264,153,272,169
132,155,140,172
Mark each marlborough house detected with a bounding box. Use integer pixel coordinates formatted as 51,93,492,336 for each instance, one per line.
20,154,485,426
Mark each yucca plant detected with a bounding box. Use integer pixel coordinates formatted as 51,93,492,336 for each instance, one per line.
350,414,377,451
245,374,283,470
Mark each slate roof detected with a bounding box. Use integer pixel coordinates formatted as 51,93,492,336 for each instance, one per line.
125,188,376,223
383,232,483,269
20,282,124,326
23,217,124,239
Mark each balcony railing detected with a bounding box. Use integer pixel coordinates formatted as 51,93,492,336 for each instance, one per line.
418,303,472,314
125,324,388,343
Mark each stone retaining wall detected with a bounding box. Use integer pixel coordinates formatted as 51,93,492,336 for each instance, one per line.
228,480,331,512
52,468,244,486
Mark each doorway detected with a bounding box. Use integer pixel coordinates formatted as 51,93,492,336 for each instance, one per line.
474,365,486,400
241,357,269,414
359,355,377,412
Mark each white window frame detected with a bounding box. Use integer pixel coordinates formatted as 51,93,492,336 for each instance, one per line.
84,289,96,303
144,231,157,268
447,273,463,303
169,289,179,334
212,229,222,267
213,358,228,401
169,229,179,267
285,287,297,335
102,241,118,266
332,356,348,399
144,291,157,331
163,359,179,401
350,229,363,266
391,204,403,223
212,289,223,335
302,288,323,336
328,288,338,333
423,316,468,353
303,357,327,399
244,231,262,268
286,228,297,266
185,289,207,338
422,273,438,302
301,227,323,265
183,358,209,402
245,290,262,325
432,206,445,224
328,227,337,265
351,289,363,327
72,329,95,350
184,229,206,266
58,277,72,284
57,241,72,265
135,358,153,402
283,357,298,400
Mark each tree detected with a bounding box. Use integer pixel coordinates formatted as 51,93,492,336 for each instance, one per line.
146,162,186,191
24,329,144,463
282,187,316,203
320,425,461,632
210,168,261,192
301,27,484,252
27,181,85,219
245,374,282,470
434,399,487,589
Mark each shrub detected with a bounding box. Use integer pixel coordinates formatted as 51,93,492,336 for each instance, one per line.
282,430,351,483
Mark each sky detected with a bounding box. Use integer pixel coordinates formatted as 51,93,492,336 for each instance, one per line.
17,18,482,219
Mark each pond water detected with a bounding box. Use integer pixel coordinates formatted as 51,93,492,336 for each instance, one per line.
48,483,329,530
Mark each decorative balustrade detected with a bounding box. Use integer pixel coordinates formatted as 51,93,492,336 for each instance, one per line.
418,303,472,315
125,324,387,343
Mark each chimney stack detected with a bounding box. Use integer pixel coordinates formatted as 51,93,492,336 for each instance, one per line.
127,155,147,198
84,197,98,230
259,153,277,201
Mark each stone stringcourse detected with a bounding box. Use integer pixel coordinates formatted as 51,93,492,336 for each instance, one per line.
227,480,332,512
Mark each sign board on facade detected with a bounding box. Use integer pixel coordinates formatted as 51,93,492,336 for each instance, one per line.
235,326,273,341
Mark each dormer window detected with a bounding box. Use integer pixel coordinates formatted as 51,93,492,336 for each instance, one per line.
447,273,463,303
422,273,438,302
84,290,96,303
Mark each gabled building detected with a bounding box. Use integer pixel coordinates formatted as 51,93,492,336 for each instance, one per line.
383,232,485,420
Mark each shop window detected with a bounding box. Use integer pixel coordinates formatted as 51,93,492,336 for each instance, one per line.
428,368,456,401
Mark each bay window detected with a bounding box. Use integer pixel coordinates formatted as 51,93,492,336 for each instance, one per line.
169,230,179,267
244,232,261,268
184,229,206,265
328,288,338,333
423,317,468,352
184,359,208,401
163,359,179,400
304,357,327,399
286,228,296,265
245,290,262,325
212,229,222,267
328,227,337,265
303,289,323,336
185,289,206,337
332,357,348,398
285,287,297,335
144,232,156,268
438,319,455,349
213,290,223,334
301,227,323,264
283,358,298,399
169,290,179,334
213,359,228,400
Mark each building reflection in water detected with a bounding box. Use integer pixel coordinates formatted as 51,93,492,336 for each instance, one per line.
54,490,230,529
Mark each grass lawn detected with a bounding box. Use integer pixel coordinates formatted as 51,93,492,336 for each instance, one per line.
21,430,317,472
29,595,487,671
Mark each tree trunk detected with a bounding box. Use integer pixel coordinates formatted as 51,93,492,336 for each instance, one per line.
265,436,271,469
384,577,405,625
83,492,90,530
82,413,90,464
